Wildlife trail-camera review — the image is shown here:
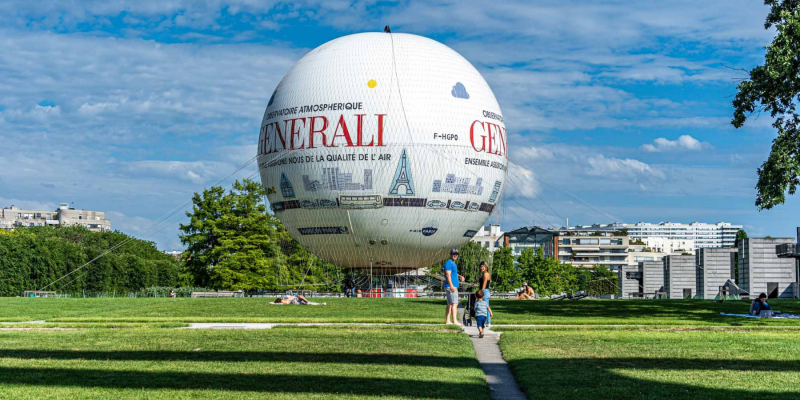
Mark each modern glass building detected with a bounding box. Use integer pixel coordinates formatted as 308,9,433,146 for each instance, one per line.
503,226,559,259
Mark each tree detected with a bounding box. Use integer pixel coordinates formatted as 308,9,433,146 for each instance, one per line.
455,241,492,284
591,265,616,280
586,278,617,296
517,247,578,296
0,226,183,296
732,0,800,209
179,178,345,292
180,179,282,290
732,229,748,248
491,247,520,293
575,268,593,291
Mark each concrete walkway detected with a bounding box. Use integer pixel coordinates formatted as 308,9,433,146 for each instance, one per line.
459,303,527,400
463,326,527,400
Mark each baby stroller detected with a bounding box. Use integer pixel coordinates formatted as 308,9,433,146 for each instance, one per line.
462,291,477,326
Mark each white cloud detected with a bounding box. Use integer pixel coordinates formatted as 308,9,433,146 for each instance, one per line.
586,154,666,180
122,161,232,184
642,135,711,152
0,28,302,146
514,146,555,161
505,162,540,198
77,101,120,115
0,197,58,211
514,144,666,182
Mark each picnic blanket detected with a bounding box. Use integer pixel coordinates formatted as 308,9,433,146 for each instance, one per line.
720,312,800,319
268,302,326,306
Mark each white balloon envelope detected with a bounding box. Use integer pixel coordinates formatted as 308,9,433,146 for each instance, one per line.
258,32,508,269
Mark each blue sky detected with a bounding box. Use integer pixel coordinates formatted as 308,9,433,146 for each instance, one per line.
1,0,798,250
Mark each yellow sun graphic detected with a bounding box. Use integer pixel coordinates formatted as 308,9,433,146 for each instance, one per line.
367,79,377,88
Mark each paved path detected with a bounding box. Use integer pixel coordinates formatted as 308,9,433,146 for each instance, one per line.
460,304,527,400
463,326,527,400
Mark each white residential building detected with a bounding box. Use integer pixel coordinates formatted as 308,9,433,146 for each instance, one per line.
561,221,742,250
627,222,740,249
642,237,695,255
470,224,504,252
0,203,111,232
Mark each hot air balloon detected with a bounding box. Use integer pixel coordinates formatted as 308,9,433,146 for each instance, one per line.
257,32,508,270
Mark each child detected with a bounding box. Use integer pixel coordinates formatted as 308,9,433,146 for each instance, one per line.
474,290,493,338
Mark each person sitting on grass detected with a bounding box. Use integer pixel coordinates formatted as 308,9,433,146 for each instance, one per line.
749,293,772,316
474,290,493,339
515,283,535,300
274,294,325,305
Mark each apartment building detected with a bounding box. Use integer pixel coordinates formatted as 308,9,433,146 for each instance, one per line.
557,230,665,272
628,222,740,249
0,203,111,232
561,221,742,250
470,224,505,252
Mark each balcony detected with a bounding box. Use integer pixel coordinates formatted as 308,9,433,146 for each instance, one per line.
777,243,800,258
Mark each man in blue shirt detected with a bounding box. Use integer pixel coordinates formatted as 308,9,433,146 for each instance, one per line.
444,248,465,325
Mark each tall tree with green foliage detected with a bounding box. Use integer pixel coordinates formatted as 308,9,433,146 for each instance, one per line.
733,0,800,209
180,179,282,290
518,247,578,296
491,247,520,293
179,178,343,292
517,248,548,294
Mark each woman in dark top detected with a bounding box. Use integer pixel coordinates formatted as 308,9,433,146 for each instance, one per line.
750,292,772,315
477,261,492,325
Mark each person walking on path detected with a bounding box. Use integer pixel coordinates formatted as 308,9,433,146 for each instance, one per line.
476,261,492,326
444,248,465,325
474,289,493,338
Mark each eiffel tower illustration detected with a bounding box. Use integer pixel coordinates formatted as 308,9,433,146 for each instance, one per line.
389,149,415,196
280,173,295,199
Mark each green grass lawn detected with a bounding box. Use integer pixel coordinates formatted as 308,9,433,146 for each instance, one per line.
0,326,487,399
3,299,800,399
2,297,799,326
498,328,800,399
489,298,800,326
